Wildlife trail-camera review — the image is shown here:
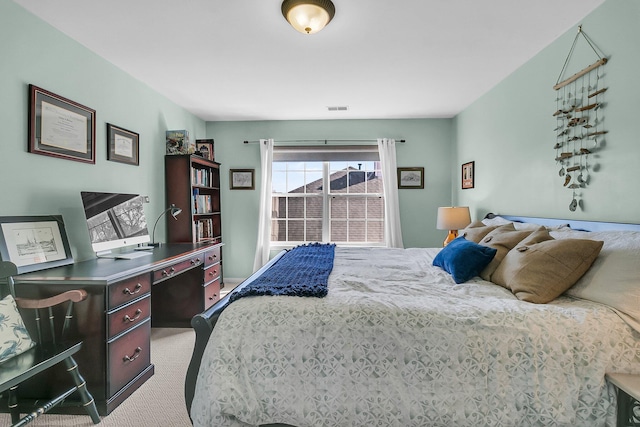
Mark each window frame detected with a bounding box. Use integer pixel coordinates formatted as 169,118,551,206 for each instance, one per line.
270,157,385,250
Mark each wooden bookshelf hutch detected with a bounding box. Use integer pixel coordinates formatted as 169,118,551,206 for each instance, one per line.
164,154,224,318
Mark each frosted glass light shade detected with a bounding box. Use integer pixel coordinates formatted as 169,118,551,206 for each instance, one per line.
282,0,335,34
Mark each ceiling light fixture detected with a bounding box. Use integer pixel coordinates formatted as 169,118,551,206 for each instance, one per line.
281,0,335,35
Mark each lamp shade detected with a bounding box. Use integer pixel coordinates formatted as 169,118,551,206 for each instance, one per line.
436,207,471,231
282,0,335,34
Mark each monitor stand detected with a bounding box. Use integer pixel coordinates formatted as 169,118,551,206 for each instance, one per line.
96,250,152,260
134,245,157,251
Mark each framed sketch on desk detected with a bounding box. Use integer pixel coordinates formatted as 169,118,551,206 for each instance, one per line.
0,215,74,274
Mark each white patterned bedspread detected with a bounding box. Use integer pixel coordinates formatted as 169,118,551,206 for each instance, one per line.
191,247,640,427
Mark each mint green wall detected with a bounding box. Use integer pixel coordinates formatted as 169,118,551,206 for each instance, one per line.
454,0,640,222
207,119,452,279
1,0,205,261
13,0,635,283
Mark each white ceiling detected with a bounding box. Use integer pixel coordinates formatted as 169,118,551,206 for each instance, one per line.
13,0,606,122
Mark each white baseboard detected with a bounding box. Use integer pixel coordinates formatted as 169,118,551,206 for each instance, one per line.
221,277,244,297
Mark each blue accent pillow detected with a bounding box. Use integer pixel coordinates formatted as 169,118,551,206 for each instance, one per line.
433,236,498,284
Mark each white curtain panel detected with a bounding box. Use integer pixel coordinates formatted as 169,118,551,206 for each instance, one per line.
253,138,274,271
377,138,404,248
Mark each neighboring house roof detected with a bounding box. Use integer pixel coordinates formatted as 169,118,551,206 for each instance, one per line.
289,167,382,194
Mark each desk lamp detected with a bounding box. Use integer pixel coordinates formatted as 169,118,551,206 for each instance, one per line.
436,206,471,246
149,204,182,247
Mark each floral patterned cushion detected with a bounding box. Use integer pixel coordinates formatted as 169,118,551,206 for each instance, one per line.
0,294,35,363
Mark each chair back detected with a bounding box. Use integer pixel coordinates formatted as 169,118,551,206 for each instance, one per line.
0,261,85,346
0,261,18,296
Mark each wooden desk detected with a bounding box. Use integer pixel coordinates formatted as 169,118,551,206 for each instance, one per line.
8,243,222,416
606,373,640,427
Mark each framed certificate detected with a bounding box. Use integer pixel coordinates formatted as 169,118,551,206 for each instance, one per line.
28,84,96,164
107,123,139,165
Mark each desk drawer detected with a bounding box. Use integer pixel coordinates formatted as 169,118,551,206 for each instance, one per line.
108,296,151,338
204,263,221,285
153,256,203,283
204,278,221,310
204,246,221,268
108,319,151,397
109,273,151,309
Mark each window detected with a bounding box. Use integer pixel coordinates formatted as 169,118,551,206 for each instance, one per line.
271,160,384,245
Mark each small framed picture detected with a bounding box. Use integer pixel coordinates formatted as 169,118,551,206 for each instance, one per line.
397,167,424,189
107,123,139,165
28,84,96,164
462,161,475,189
196,139,214,161
0,215,74,274
230,169,255,190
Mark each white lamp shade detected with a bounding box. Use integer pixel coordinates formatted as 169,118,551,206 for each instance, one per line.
436,207,471,230
283,3,333,34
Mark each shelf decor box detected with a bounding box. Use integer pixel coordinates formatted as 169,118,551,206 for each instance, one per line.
166,130,195,155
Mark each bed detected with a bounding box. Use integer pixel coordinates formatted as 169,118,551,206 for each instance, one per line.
185,215,640,427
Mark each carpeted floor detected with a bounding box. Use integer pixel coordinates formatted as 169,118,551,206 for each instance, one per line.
0,328,195,427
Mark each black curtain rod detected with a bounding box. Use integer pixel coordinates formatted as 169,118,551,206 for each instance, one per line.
243,139,406,144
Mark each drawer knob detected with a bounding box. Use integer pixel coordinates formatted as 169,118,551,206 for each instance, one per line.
209,254,217,261
209,294,218,301
209,270,217,277
123,283,143,295
123,347,142,363
162,267,176,277
191,258,202,265
123,309,143,323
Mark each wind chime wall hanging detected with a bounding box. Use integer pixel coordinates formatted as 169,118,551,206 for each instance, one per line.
553,26,608,212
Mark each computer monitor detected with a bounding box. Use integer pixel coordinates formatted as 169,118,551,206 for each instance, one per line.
80,191,151,259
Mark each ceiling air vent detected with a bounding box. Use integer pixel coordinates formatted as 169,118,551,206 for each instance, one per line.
327,106,349,111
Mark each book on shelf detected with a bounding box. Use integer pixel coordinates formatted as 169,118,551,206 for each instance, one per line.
192,188,212,214
193,218,215,242
191,167,212,187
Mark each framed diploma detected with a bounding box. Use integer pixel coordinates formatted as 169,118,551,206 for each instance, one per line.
107,123,139,165
28,84,96,164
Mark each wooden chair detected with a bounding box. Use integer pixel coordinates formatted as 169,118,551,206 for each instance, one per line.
0,261,100,426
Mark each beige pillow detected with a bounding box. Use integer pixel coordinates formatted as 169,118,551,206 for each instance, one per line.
461,222,508,244
492,229,604,303
477,226,540,281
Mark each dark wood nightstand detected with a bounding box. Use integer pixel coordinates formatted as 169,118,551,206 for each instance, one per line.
607,373,640,427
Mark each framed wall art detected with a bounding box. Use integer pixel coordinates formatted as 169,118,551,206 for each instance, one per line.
28,84,96,164
107,123,139,165
230,169,255,190
0,215,74,274
397,167,424,189
195,139,214,161
462,161,475,189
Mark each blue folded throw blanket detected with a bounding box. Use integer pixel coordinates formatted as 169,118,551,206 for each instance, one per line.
229,243,336,303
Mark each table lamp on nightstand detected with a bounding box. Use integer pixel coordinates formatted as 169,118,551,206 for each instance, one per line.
436,206,471,246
